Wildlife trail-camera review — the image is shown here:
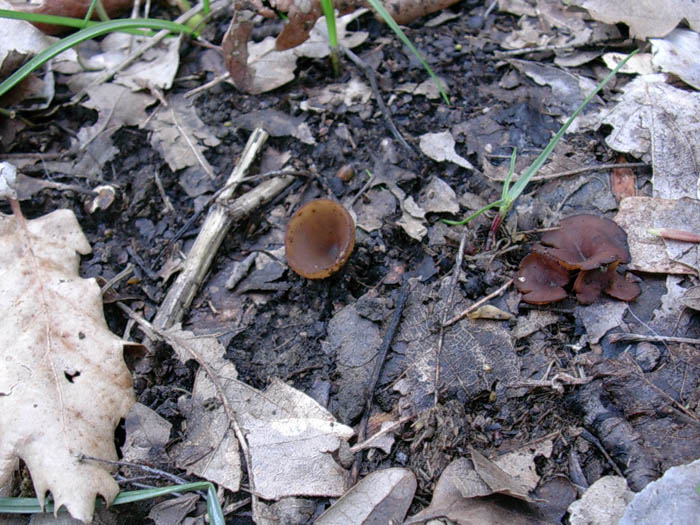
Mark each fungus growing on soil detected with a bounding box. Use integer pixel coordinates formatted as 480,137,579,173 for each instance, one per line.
285,199,355,279
515,214,641,305
535,214,631,270
574,265,642,305
515,253,570,304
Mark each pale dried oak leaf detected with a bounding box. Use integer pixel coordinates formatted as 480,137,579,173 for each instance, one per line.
0,209,135,523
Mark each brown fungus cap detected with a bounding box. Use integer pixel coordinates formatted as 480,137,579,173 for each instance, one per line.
515,252,570,304
285,199,355,279
573,263,641,304
536,214,631,271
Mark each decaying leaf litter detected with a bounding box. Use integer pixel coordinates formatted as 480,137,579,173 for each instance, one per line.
1,0,699,523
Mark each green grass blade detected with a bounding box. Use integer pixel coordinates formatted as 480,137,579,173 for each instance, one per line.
0,17,194,100
502,147,517,200
320,0,340,75
0,498,46,513
505,48,640,203
0,482,224,524
442,200,502,226
83,0,99,25
320,0,338,48
0,8,102,29
0,8,156,34
366,0,449,104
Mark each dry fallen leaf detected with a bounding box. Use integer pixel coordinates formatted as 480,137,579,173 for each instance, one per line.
166,326,354,499
71,83,156,178
405,450,541,525
419,131,475,170
615,196,699,275
603,75,700,200
393,278,520,415
316,468,416,524
651,28,700,90
0,208,135,523
569,0,700,39
223,9,368,94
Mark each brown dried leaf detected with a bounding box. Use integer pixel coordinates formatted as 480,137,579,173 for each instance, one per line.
568,0,700,39
0,209,135,522
393,279,520,414
611,157,637,202
15,0,133,34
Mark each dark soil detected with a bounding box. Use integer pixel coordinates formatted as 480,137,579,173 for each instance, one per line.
2,1,699,523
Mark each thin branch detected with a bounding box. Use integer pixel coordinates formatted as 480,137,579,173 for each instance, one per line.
170,106,214,179
608,333,700,345
443,278,513,327
351,275,411,483
509,372,594,394
435,230,468,403
151,128,278,330
341,46,416,156
486,162,647,183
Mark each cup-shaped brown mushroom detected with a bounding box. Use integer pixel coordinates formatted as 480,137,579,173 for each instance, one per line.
285,199,355,279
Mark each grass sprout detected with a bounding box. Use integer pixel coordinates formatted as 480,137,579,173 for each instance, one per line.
443,48,640,248
0,16,195,102
366,0,449,103
0,482,224,525
320,0,340,76
318,0,448,103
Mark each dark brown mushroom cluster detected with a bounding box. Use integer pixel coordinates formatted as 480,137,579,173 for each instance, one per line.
515,215,641,305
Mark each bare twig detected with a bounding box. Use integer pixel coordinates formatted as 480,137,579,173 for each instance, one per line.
341,46,416,156
184,72,231,99
435,230,468,403
351,275,411,483
153,170,175,213
443,278,513,327
578,428,625,478
608,333,700,345
486,162,647,183
152,128,291,330
509,373,594,394
100,263,134,295
348,170,374,208
495,43,580,58
349,414,415,454
169,106,214,179
621,353,700,423
80,454,190,486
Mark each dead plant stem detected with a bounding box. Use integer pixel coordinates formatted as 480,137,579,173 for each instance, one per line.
341,46,415,155
435,230,468,403
608,333,700,345
152,128,276,329
443,278,513,327
351,275,411,483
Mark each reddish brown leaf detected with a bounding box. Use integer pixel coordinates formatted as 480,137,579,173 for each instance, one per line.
611,156,636,202
17,0,133,34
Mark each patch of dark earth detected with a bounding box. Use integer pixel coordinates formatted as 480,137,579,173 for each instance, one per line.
2,0,699,523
